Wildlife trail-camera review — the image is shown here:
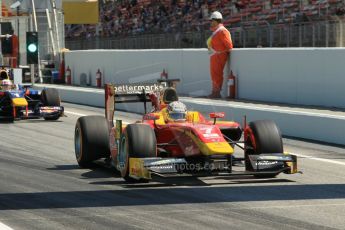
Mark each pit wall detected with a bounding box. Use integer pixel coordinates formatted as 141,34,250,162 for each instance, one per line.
65,48,345,109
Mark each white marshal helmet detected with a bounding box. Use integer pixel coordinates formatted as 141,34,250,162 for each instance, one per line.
210,11,223,20
1,79,13,90
167,101,187,121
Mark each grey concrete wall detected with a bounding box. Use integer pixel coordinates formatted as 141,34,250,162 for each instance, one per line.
65,48,345,109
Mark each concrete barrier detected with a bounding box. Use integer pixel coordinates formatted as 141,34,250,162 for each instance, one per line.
65,48,345,109
35,84,345,146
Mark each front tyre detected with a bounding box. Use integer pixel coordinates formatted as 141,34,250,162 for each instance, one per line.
245,120,283,178
41,88,61,120
41,88,61,106
117,124,156,183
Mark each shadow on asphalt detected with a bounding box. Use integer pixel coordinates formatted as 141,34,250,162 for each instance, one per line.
47,165,81,170
1,183,345,210
49,164,295,187
91,177,210,187
48,163,120,179
120,178,293,188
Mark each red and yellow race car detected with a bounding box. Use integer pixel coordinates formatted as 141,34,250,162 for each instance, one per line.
74,81,298,183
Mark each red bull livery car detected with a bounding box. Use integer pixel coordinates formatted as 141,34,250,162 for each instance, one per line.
0,69,64,122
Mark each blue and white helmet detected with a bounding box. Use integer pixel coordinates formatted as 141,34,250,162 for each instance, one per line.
167,101,187,121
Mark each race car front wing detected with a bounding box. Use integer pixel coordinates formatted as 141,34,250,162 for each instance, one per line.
128,153,298,180
10,106,64,120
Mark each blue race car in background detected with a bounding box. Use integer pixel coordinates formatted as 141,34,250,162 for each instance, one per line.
0,68,64,122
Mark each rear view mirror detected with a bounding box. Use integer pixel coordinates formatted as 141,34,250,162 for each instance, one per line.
209,112,225,119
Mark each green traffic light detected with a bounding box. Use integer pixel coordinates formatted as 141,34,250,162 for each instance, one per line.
26,31,38,64
28,44,37,52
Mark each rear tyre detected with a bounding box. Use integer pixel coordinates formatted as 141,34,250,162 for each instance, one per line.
246,120,283,178
117,124,156,183
41,88,61,120
74,116,110,168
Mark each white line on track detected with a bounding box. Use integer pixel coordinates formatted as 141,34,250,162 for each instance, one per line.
64,110,130,124
65,110,345,167
0,222,14,230
64,110,91,117
293,153,345,166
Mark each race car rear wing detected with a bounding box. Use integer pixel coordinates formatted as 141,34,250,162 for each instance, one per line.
105,82,168,126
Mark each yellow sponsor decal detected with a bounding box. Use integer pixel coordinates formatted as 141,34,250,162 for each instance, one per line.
12,98,28,107
204,142,234,155
188,131,234,155
129,158,151,179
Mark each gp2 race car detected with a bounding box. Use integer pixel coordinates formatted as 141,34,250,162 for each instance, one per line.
74,81,298,183
0,69,64,122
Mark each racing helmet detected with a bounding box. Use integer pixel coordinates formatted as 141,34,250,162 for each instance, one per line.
167,101,187,122
1,79,13,91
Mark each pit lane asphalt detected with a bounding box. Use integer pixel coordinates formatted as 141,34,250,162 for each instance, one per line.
1,102,345,230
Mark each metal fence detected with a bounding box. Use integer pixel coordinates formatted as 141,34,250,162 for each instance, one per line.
65,20,345,50
233,20,345,47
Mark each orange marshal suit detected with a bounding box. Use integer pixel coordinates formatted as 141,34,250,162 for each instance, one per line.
207,24,233,94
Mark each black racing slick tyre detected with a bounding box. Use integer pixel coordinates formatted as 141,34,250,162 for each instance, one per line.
41,88,61,120
248,120,283,154
117,124,156,183
74,116,110,168
41,88,61,106
246,120,283,178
